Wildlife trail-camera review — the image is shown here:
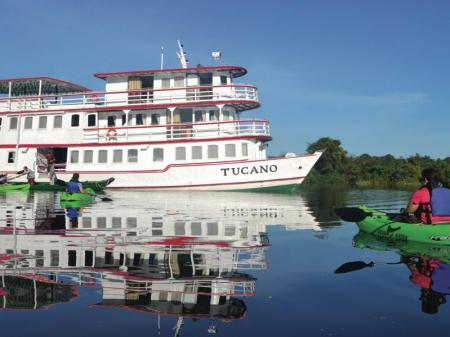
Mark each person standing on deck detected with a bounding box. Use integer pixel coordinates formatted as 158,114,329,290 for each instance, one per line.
405,168,450,224
66,173,85,194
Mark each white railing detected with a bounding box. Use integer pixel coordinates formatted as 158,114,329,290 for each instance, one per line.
0,85,259,112
83,119,270,143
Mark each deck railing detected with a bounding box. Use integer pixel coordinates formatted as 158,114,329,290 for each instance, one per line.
0,84,258,113
83,119,270,143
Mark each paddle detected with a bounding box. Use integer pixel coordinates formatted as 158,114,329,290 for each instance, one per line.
84,188,112,202
334,260,402,274
95,195,113,202
335,207,372,222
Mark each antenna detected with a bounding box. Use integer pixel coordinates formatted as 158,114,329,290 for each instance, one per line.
160,46,164,70
211,51,221,64
176,40,189,68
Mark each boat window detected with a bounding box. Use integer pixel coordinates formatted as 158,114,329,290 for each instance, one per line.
192,146,202,160
175,147,186,160
191,222,202,235
113,149,123,163
220,75,227,85
39,116,47,129
97,217,106,228
153,148,164,162
112,217,122,228
128,149,138,163
104,252,113,265
9,117,18,130
174,76,184,87
161,78,170,89
7,151,15,163
194,111,203,122
208,110,218,121
98,150,108,163
127,217,137,228
225,144,236,158
85,251,94,266
175,221,185,235
24,116,33,129
151,113,160,125
70,150,79,163
53,115,63,128
135,113,144,126
207,145,218,159
71,114,80,127
87,114,97,127
207,222,219,236
225,225,236,236
0,117,2,129
121,114,126,126
242,143,248,157
68,250,77,267
107,116,116,127
82,217,92,228
84,150,93,163
50,250,59,267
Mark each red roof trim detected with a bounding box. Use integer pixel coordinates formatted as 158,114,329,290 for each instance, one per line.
94,65,247,80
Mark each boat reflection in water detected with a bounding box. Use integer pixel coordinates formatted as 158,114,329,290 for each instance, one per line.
352,232,450,315
0,190,321,334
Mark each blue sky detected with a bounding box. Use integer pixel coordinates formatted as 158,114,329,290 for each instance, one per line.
1,0,449,158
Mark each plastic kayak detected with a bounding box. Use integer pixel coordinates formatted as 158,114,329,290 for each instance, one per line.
356,206,450,246
60,188,95,204
0,183,30,192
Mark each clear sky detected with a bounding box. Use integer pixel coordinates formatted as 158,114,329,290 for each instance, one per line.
1,0,449,158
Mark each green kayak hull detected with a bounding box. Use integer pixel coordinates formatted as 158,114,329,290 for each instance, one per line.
357,206,450,246
0,184,30,192
60,188,95,204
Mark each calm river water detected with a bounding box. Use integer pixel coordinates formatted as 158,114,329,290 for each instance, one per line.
0,188,448,337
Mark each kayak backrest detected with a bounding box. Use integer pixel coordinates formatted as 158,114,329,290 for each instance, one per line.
431,187,450,216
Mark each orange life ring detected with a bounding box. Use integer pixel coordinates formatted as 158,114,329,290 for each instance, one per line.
106,128,118,141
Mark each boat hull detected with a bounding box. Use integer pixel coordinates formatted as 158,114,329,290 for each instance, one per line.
28,152,322,191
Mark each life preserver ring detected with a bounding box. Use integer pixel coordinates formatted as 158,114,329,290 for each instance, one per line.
106,128,118,141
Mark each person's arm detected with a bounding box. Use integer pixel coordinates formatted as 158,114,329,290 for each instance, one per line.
405,200,419,214
79,183,85,193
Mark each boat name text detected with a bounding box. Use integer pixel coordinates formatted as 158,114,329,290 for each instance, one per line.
221,165,278,176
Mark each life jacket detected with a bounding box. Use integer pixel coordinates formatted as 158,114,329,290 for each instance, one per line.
67,181,81,193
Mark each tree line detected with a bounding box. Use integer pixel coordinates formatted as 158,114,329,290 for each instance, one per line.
303,137,450,189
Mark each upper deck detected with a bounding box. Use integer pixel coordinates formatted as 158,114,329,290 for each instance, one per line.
0,66,259,115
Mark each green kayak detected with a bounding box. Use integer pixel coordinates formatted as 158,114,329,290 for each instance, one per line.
0,183,30,192
337,206,450,246
9,177,114,192
60,188,95,204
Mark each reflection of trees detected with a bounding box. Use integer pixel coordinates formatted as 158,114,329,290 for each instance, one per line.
299,187,347,226
0,276,75,310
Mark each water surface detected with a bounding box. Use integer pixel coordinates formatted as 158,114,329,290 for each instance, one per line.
0,188,448,337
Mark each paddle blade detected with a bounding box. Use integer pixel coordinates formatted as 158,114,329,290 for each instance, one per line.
100,197,113,202
335,207,369,222
334,261,375,274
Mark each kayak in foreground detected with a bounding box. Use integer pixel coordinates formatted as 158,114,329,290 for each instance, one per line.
0,183,30,192
336,206,450,246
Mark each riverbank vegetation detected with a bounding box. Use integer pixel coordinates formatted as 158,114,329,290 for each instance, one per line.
303,137,450,190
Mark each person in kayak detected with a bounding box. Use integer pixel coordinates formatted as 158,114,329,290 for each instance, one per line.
0,173,8,185
17,166,36,184
405,168,450,224
66,173,85,194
